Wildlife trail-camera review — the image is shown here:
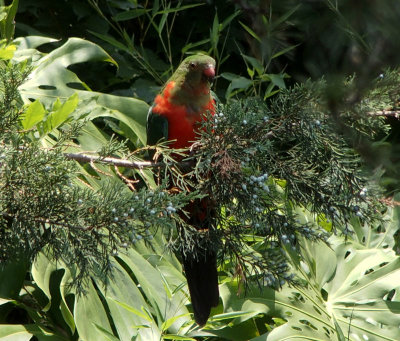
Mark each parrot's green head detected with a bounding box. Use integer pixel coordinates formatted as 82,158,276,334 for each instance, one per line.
172,54,216,90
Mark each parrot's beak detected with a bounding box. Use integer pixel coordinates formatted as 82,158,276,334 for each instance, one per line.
203,65,216,82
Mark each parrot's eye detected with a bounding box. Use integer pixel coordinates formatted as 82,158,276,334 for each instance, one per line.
189,62,197,69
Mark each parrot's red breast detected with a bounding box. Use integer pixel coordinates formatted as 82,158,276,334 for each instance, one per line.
152,81,215,149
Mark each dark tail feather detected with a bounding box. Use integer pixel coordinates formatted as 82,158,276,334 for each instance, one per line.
183,250,219,326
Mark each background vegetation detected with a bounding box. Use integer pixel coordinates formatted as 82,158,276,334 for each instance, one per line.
1,0,400,340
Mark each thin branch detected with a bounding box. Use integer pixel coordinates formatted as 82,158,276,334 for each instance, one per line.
64,129,275,169
63,152,162,169
367,110,400,118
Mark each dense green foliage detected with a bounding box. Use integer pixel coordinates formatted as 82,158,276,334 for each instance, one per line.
1,0,400,340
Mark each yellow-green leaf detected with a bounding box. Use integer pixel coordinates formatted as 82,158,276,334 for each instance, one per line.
21,99,46,129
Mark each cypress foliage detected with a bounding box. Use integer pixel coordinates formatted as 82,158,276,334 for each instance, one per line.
1,59,399,290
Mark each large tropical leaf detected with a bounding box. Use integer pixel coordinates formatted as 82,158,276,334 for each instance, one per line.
16,37,149,145
23,231,195,341
218,204,400,340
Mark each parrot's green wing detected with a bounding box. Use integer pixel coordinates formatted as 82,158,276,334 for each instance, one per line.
146,105,169,146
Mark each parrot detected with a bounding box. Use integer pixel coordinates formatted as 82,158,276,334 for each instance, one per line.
146,54,218,326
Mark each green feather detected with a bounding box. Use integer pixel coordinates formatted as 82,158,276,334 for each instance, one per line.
165,54,216,108
146,54,215,150
146,105,169,146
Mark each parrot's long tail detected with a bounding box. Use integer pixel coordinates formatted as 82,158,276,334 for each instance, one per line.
182,249,219,326
181,198,219,326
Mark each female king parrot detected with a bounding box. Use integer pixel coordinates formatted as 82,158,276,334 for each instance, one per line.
146,54,218,326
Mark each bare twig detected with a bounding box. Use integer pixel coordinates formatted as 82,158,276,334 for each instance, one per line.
367,110,400,118
114,165,139,191
64,152,162,169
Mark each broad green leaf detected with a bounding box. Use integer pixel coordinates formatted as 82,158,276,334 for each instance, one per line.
119,247,190,331
242,54,264,76
100,258,160,341
221,281,337,341
219,205,400,341
0,324,66,341
220,72,241,81
119,248,172,316
32,252,59,302
74,280,113,341
230,76,253,90
0,298,13,305
266,73,286,89
223,73,253,99
349,198,398,250
58,264,76,334
94,94,148,144
0,258,28,299
0,0,18,42
18,38,116,105
0,44,16,60
20,99,46,129
18,38,149,145
14,36,58,50
0,324,33,341
31,252,75,334
92,234,189,340
42,93,79,134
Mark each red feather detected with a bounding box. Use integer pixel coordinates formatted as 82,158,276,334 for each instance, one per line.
152,81,215,149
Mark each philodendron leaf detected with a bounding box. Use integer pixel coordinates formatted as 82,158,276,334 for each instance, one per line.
13,36,58,63
17,37,149,145
219,204,400,341
220,281,337,341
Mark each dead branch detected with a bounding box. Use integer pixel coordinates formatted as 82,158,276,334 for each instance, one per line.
367,110,400,118
64,152,162,169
